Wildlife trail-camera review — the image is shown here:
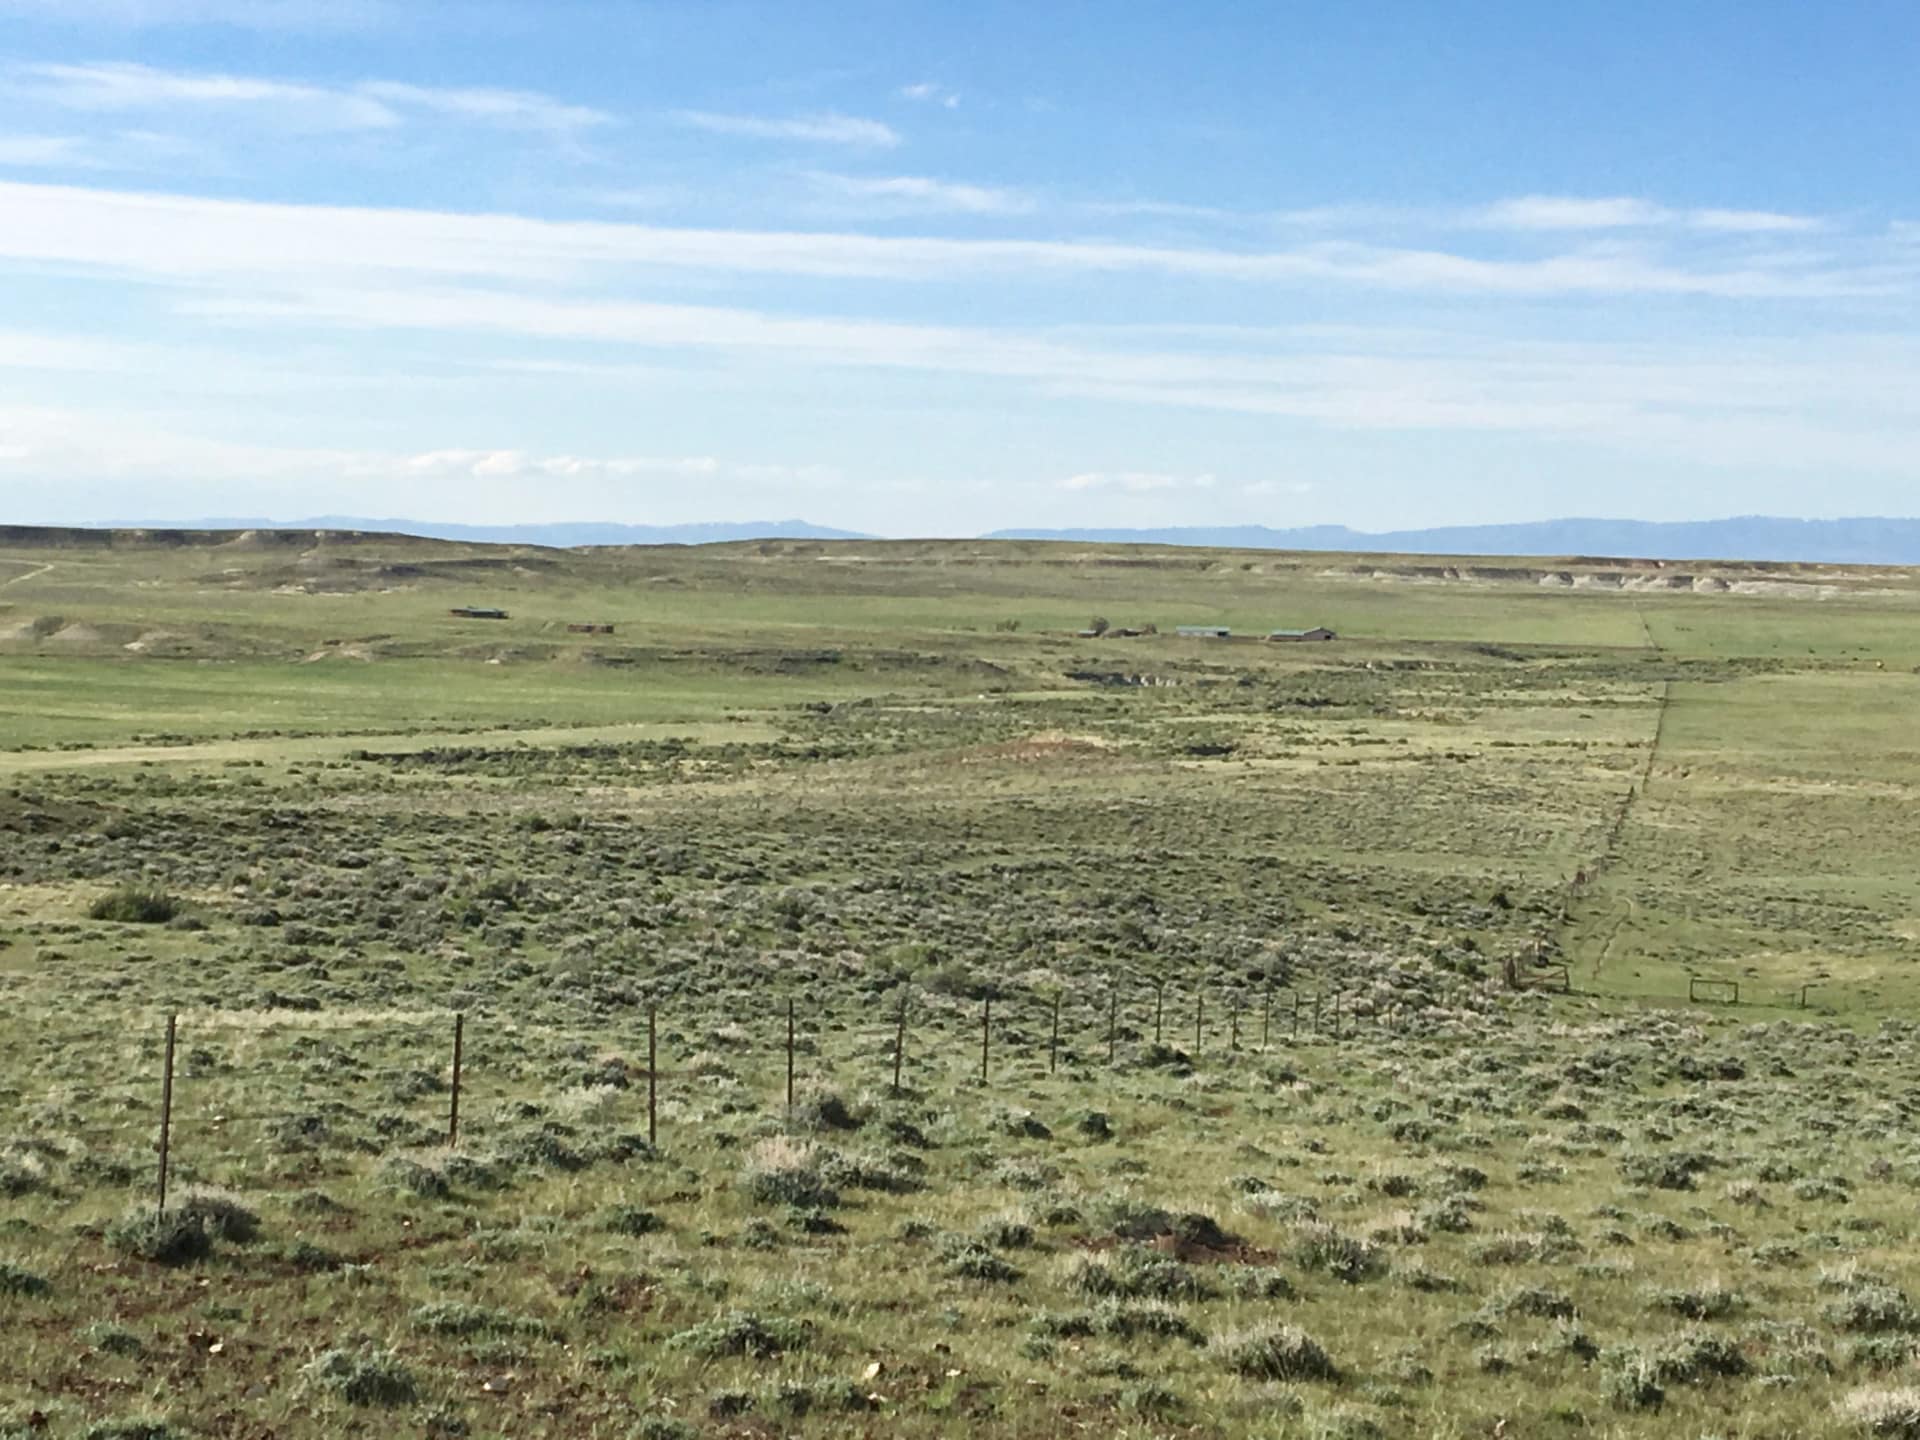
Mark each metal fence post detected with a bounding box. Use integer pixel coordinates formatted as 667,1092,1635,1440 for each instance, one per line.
785,997,795,1118
647,1003,658,1149
1048,992,1062,1074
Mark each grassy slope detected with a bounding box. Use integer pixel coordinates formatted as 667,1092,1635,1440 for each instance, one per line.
3,532,1920,1438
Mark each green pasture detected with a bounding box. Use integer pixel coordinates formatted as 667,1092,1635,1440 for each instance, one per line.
4,529,1920,1438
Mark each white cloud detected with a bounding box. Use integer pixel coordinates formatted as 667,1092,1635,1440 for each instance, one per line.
673,109,901,148
354,81,611,134
0,0,388,26
0,180,1881,299
4,181,1915,492
15,61,609,136
809,172,1031,215
1062,471,1216,493
898,81,960,109
19,60,400,130
392,449,723,482
1083,197,1242,223
0,405,842,519
1688,207,1824,234
1474,194,1824,234
1477,195,1669,230
0,133,94,166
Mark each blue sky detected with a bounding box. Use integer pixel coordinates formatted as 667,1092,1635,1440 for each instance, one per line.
2,0,1917,533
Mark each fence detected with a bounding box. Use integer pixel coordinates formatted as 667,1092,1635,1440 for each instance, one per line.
5,963,1850,1209
9,977,1423,1210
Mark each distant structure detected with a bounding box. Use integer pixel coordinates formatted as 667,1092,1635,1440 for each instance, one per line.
567,623,615,634
1175,625,1232,639
1268,627,1337,642
450,606,509,620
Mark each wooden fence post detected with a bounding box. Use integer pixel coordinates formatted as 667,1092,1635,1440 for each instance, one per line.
892,990,908,1097
647,1003,658,1149
447,1012,464,1148
980,996,991,1084
157,1013,177,1212
1230,998,1240,1052
1262,987,1272,1050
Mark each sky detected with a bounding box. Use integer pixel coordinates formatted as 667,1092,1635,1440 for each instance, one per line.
1,0,1918,535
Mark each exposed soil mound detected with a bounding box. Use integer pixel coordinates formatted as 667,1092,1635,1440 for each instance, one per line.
45,622,105,646
966,732,1118,764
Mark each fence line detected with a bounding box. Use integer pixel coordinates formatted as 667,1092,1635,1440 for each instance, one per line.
0,963,1862,1210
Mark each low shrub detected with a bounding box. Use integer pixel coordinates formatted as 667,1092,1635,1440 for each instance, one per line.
602,1206,664,1237
106,1207,212,1266
1067,1246,1213,1302
1292,1222,1384,1284
1215,1322,1339,1382
88,889,180,924
302,1345,420,1408
0,1261,50,1297
1838,1386,1920,1438
175,1188,259,1244
942,1237,1022,1283
1827,1285,1920,1335
741,1138,840,1210
666,1312,810,1359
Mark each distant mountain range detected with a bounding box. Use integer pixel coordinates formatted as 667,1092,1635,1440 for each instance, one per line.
95,515,1920,564
985,517,1920,565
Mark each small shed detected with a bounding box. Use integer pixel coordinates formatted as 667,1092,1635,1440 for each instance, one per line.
450,606,509,620
1175,625,1231,639
1268,627,1337,642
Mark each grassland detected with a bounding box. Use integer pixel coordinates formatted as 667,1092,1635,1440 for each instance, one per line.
4,527,1920,1439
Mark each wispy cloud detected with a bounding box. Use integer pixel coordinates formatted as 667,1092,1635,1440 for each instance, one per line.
1062,471,1215,493
19,59,398,130
673,109,900,147
0,0,389,27
1687,206,1825,234
0,133,94,166
5,180,1916,488
0,404,841,519
809,172,1031,215
0,181,1885,299
394,449,839,490
1474,194,1824,234
15,60,610,135
898,81,959,109
354,81,611,135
